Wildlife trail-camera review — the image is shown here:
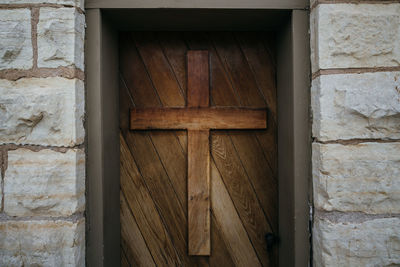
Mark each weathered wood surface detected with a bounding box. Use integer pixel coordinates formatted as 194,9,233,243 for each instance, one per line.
187,50,211,255
187,50,209,107
188,129,210,255
120,31,277,266
130,107,267,130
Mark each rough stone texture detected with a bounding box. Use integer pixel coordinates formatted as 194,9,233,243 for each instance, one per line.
313,143,400,214
0,0,84,8
0,9,32,70
311,4,400,72
312,72,400,141
37,8,85,70
313,216,400,267
0,219,85,267
0,77,85,146
4,148,85,217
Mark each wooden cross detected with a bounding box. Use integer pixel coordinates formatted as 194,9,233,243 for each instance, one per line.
130,50,267,256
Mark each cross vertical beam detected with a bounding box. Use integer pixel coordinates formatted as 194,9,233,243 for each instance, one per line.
187,51,210,255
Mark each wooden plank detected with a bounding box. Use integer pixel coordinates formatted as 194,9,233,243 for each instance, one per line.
187,50,209,107
157,32,188,97
120,134,181,266
188,130,210,255
130,107,267,130
236,32,277,119
235,32,278,176
134,32,185,107
119,34,161,108
120,192,156,267
209,32,265,107
211,161,262,267
124,131,192,265
211,132,273,266
228,132,278,232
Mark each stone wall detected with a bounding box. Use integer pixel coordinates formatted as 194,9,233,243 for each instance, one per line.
0,1,85,266
311,1,400,266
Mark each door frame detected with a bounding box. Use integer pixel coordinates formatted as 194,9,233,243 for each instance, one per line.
85,2,311,266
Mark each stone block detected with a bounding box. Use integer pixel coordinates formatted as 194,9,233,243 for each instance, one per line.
311,4,400,72
313,143,400,214
4,148,85,217
37,8,84,70
0,0,84,8
0,219,85,267
0,9,32,70
313,216,400,267
0,77,84,146
312,72,400,141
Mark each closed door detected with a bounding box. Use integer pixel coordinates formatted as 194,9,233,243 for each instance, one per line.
119,31,278,266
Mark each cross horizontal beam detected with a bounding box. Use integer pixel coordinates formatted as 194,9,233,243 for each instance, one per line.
130,107,267,130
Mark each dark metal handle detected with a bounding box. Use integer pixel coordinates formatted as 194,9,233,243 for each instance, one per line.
265,232,278,252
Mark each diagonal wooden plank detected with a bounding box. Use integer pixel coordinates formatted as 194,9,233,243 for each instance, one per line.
157,32,188,97
235,32,277,120
120,191,156,267
120,134,181,266
119,34,161,107
211,132,273,266
134,31,185,107
211,161,262,267
235,32,278,177
208,32,266,107
228,132,278,233
120,68,190,265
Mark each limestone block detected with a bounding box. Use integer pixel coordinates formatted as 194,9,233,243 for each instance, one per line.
0,0,83,8
311,4,400,71
0,219,85,267
313,216,400,267
37,8,85,70
0,9,32,70
0,77,84,146
4,148,85,217
312,72,400,141
313,143,400,214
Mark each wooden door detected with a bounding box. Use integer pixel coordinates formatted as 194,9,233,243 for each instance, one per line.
119,32,278,267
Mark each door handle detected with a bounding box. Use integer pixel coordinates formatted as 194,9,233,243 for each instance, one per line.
265,232,279,252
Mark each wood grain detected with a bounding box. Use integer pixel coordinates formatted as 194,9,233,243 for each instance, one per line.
120,134,181,266
187,50,209,107
120,31,278,266
120,192,156,267
130,107,267,130
188,130,211,255
211,161,262,267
